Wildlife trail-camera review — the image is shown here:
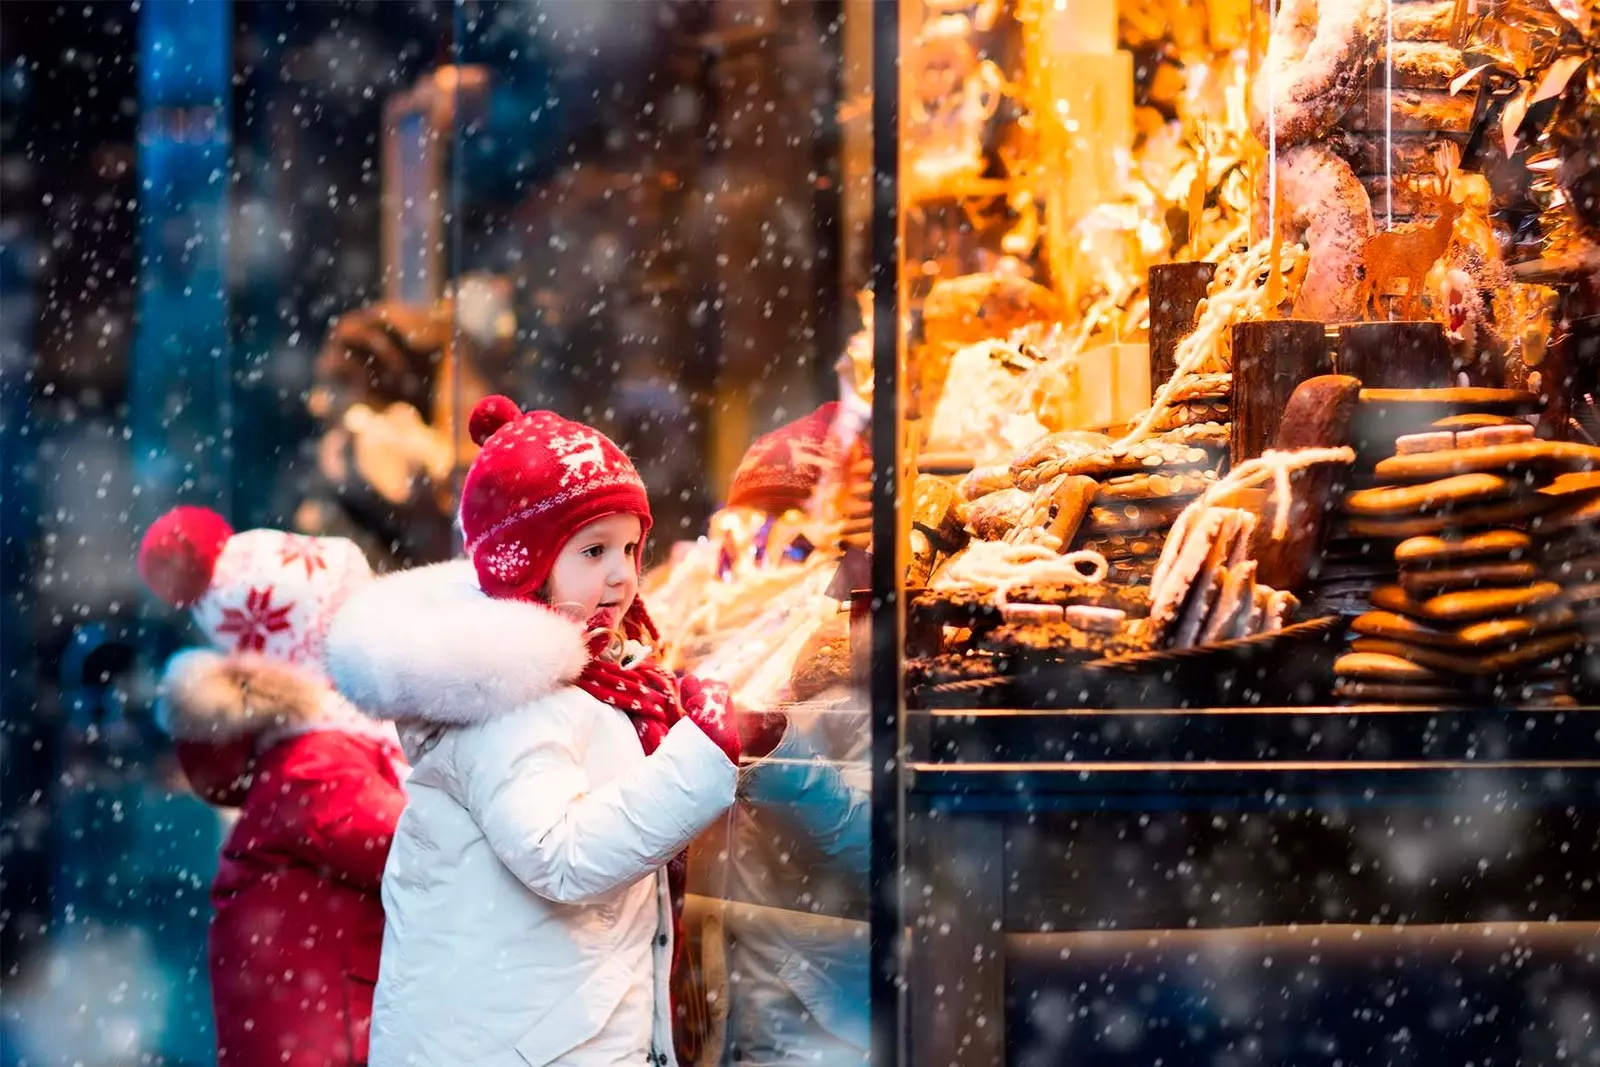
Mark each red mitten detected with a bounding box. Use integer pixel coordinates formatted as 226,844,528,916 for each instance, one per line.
737,707,789,761
676,674,741,766
677,674,791,763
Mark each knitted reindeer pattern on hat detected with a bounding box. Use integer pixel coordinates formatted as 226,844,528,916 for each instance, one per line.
460,395,654,602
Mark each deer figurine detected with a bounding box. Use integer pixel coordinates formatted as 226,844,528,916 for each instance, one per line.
1356,173,1464,321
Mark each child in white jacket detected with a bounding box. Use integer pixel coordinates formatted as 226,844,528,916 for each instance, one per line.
326,397,753,1067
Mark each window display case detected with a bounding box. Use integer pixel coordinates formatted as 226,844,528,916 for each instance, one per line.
865,0,1600,1062
8,1,1600,1064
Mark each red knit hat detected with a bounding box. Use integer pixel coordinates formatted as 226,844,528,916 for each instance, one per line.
727,402,842,514
460,395,653,601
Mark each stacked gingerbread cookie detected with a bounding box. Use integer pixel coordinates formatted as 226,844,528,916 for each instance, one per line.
1332,424,1600,704
1535,473,1600,667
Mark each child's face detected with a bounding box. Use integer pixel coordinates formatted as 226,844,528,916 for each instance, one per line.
546,514,643,632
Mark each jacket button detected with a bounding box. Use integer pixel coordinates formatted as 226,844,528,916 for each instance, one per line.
657,934,668,947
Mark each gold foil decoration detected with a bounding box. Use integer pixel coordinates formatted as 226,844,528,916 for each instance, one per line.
1454,0,1586,79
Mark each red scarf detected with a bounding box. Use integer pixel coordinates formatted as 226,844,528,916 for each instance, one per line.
573,600,682,749
570,598,701,1057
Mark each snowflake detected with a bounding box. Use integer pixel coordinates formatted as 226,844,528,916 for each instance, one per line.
217,587,296,653
278,535,328,579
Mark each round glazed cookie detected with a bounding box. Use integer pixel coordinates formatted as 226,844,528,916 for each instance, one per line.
1343,473,1518,516
1370,581,1566,622
1394,529,1533,566
1398,560,1541,596
1350,607,1577,648
1334,650,1445,682
1349,631,1583,676
1344,496,1554,539
1538,471,1600,498
1430,413,1529,431
1373,440,1600,482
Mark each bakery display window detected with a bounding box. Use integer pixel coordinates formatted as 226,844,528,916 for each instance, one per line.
865,0,1600,1062
879,0,1600,714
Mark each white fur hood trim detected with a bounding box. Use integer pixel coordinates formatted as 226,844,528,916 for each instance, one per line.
325,560,590,725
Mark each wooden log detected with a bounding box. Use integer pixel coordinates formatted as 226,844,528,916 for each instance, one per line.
1148,262,1217,386
1231,319,1334,465
1337,320,1451,389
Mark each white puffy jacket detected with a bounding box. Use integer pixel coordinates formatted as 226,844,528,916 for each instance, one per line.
326,562,737,1067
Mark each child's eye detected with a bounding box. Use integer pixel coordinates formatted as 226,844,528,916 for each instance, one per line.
624,543,638,557
582,544,605,559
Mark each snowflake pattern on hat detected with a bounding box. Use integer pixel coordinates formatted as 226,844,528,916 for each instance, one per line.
216,587,296,653
190,528,373,674
727,403,844,514
278,535,328,580
483,540,534,585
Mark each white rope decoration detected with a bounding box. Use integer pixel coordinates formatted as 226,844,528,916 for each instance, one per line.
933,540,1109,608
1116,236,1308,449
1150,446,1355,592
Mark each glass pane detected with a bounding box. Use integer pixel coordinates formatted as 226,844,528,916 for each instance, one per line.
889,0,1600,1062
6,2,874,1065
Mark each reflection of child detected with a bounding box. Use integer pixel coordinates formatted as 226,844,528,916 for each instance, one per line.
137,507,407,1067
327,397,767,1066
689,407,873,1067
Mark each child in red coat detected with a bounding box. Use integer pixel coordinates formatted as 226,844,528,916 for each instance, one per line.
139,507,407,1067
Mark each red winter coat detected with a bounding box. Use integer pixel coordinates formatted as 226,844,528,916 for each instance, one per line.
159,650,407,1067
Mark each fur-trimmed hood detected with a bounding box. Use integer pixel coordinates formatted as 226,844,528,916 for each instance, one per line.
159,649,329,743
158,648,395,807
324,560,590,725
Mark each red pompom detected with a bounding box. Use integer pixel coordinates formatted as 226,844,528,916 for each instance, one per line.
469,395,523,447
138,506,234,608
